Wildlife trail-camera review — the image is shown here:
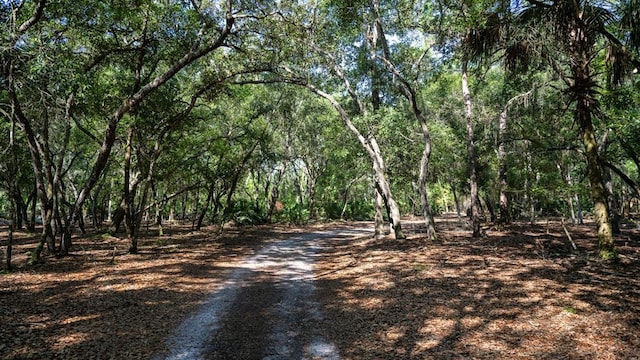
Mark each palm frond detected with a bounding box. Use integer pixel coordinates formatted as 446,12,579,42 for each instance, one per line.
619,0,640,50
582,3,616,41
606,44,633,86
464,11,504,62
505,40,533,72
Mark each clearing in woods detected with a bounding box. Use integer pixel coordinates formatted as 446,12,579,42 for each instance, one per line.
1,214,639,359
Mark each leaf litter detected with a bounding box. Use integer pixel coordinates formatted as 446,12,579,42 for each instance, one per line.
0,215,639,359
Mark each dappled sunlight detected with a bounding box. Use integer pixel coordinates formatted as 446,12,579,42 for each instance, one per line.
0,223,288,359
1,218,638,358
314,215,640,359
53,332,91,350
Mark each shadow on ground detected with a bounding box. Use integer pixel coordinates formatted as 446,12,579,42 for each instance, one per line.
1,217,639,359
0,224,288,359
314,215,640,359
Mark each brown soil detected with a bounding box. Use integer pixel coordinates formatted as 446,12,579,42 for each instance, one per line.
315,216,640,359
1,215,639,359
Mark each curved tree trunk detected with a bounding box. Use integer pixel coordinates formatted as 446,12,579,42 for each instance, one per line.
196,187,215,231
578,112,615,258
300,83,405,240
372,4,436,240
569,16,616,260
370,138,405,239
418,145,437,240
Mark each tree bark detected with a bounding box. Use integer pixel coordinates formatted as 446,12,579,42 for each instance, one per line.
6,76,56,261
196,187,215,231
372,6,436,240
370,138,405,239
123,128,137,254
578,112,615,258
298,83,405,239
603,166,621,234
374,186,387,237
462,60,481,237
452,183,462,221
569,17,616,260
498,106,509,223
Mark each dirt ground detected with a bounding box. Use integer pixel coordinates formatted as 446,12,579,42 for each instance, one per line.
1,215,639,359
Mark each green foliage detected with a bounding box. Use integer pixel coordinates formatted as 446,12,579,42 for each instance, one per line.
428,182,455,215
1,0,638,262
278,202,310,225
228,199,267,225
0,191,8,217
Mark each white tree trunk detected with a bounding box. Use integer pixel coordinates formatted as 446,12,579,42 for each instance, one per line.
462,60,481,237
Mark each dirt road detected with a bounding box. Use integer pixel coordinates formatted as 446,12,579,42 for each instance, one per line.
160,227,368,360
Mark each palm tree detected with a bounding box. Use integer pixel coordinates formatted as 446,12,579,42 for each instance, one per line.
508,0,640,260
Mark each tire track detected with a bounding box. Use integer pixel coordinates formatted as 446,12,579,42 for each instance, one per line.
160,228,368,360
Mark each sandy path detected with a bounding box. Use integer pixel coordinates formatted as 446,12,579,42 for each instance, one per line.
159,227,368,360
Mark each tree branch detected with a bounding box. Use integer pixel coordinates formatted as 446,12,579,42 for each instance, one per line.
603,161,640,197
17,0,46,33
71,7,236,223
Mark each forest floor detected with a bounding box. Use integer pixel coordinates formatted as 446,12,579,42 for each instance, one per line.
1,214,640,359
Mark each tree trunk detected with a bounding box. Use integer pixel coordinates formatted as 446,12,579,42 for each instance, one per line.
7,119,16,270
28,185,36,232
210,192,225,226
12,188,26,230
340,176,361,220
169,199,175,223
266,165,286,223
462,60,481,237
370,139,405,239
7,80,57,261
530,170,540,225
153,186,162,226
452,183,462,221
578,116,615,258
123,128,138,254
484,194,496,223
372,9,436,240
305,164,319,220
418,148,437,240
107,198,113,223
557,162,577,224
301,79,405,240
569,19,616,259
6,221,13,271
368,21,397,239
498,106,509,223
603,167,620,234
599,133,621,234
196,187,214,231
109,202,125,234
374,186,387,238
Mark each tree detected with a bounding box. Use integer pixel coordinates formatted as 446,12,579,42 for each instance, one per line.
431,0,509,236
507,0,640,259
371,0,438,240
276,0,408,239
1,0,258,259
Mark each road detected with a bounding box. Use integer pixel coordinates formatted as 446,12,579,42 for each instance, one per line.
159,227,368,360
